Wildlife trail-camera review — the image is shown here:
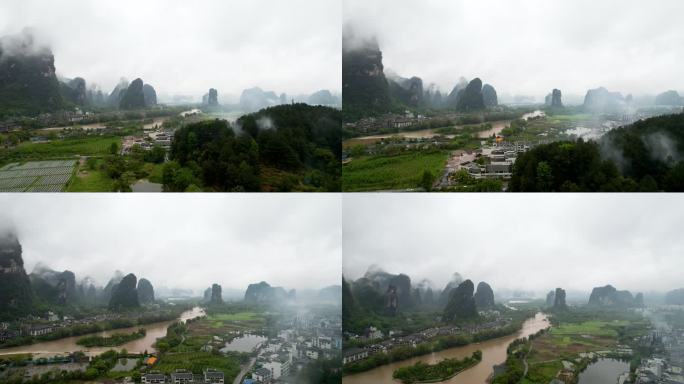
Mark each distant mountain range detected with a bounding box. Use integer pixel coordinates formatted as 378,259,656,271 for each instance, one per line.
342,28,502,120
200,280,341,305
343,266,498,326
0,30,339,117
0,232,158,320
341,29,683,121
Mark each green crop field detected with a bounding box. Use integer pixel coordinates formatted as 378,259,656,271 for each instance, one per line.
189,311,266,335
0,160,76,192
5,136,120,158
342,151,448,191
153,351,241,379
208,312,262,322
67,168,114,192
549,321,624,338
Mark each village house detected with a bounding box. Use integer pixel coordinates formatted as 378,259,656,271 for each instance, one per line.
365,326,383,340
313,336,332,350
27,324,54,337
253,367,272,383
170,369,194,383
203,368,225,384
141,372,166,384
0,329,19,342
343,348,368,365
261,359,288,380
304,348,319,360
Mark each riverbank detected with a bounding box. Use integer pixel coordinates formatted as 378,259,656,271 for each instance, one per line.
490,310,648,383
0,307,204,358
343,313,549,384
76,328,146,348
344,312,536,376
393,351,482,384
0,308,189,350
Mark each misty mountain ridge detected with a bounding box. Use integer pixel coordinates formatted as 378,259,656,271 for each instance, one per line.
343,27,508,120
345,266,497,319
0,30,339,117
198,281,340,306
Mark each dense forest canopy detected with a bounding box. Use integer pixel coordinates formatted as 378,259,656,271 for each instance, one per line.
165,103,341,192
510,113,684,192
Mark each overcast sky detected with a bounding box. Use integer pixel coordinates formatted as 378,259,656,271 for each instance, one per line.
0,194,341,294
344,0,684,98
0,0,340,98
343,194,684,295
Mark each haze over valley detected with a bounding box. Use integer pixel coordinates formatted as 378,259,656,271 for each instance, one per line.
1,0,341,102
341,0,684,193
342,195,684,383
0,194,342,383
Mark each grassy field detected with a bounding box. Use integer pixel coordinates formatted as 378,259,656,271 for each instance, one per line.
522,320,622,382
67,168,114,192
209,312,263,322
154,351,241,379
342,151,448,191
4,136,120,158
549,320,626,338
189,311,266,337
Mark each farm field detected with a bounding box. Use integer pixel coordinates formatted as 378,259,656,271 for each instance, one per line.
1,136,120,160
342,151,448,191
0,160,76,192
152,351,242,380
190,311,267,337
522,320,627,382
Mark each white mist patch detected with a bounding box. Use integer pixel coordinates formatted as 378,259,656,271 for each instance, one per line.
644,132,681,163
599,139,630,173
0,28,52,60
256,116,275,131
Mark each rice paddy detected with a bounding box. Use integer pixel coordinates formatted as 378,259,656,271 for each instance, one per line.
0,160,76,192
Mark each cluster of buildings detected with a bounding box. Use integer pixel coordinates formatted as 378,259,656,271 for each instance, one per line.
0,310,173,345
142,369,225,384
456,142,532,181
121,124,174,155
0,109,96,131
632,326,684,383
243,311,341,384
633,357,684,383
0,318,59,342
344,111,426,135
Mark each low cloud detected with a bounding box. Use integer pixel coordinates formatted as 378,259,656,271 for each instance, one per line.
0,194,341,293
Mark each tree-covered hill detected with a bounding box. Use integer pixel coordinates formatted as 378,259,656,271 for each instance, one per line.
165,103,341,192
0,31,68,117
510,113,684,191
0,232,34,320
342,34,393,121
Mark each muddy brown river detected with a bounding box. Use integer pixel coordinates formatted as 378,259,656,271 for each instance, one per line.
343,312,549,384
346,110,545,146
0,307,204,358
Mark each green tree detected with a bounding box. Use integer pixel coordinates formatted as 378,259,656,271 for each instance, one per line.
350,145,365,158
536,161,553,191
421,169,435,191
144,145,166,164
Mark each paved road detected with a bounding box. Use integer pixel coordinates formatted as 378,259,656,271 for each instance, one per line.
233,357,256,384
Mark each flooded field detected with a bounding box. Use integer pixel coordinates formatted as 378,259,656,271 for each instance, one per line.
220,334,267,353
